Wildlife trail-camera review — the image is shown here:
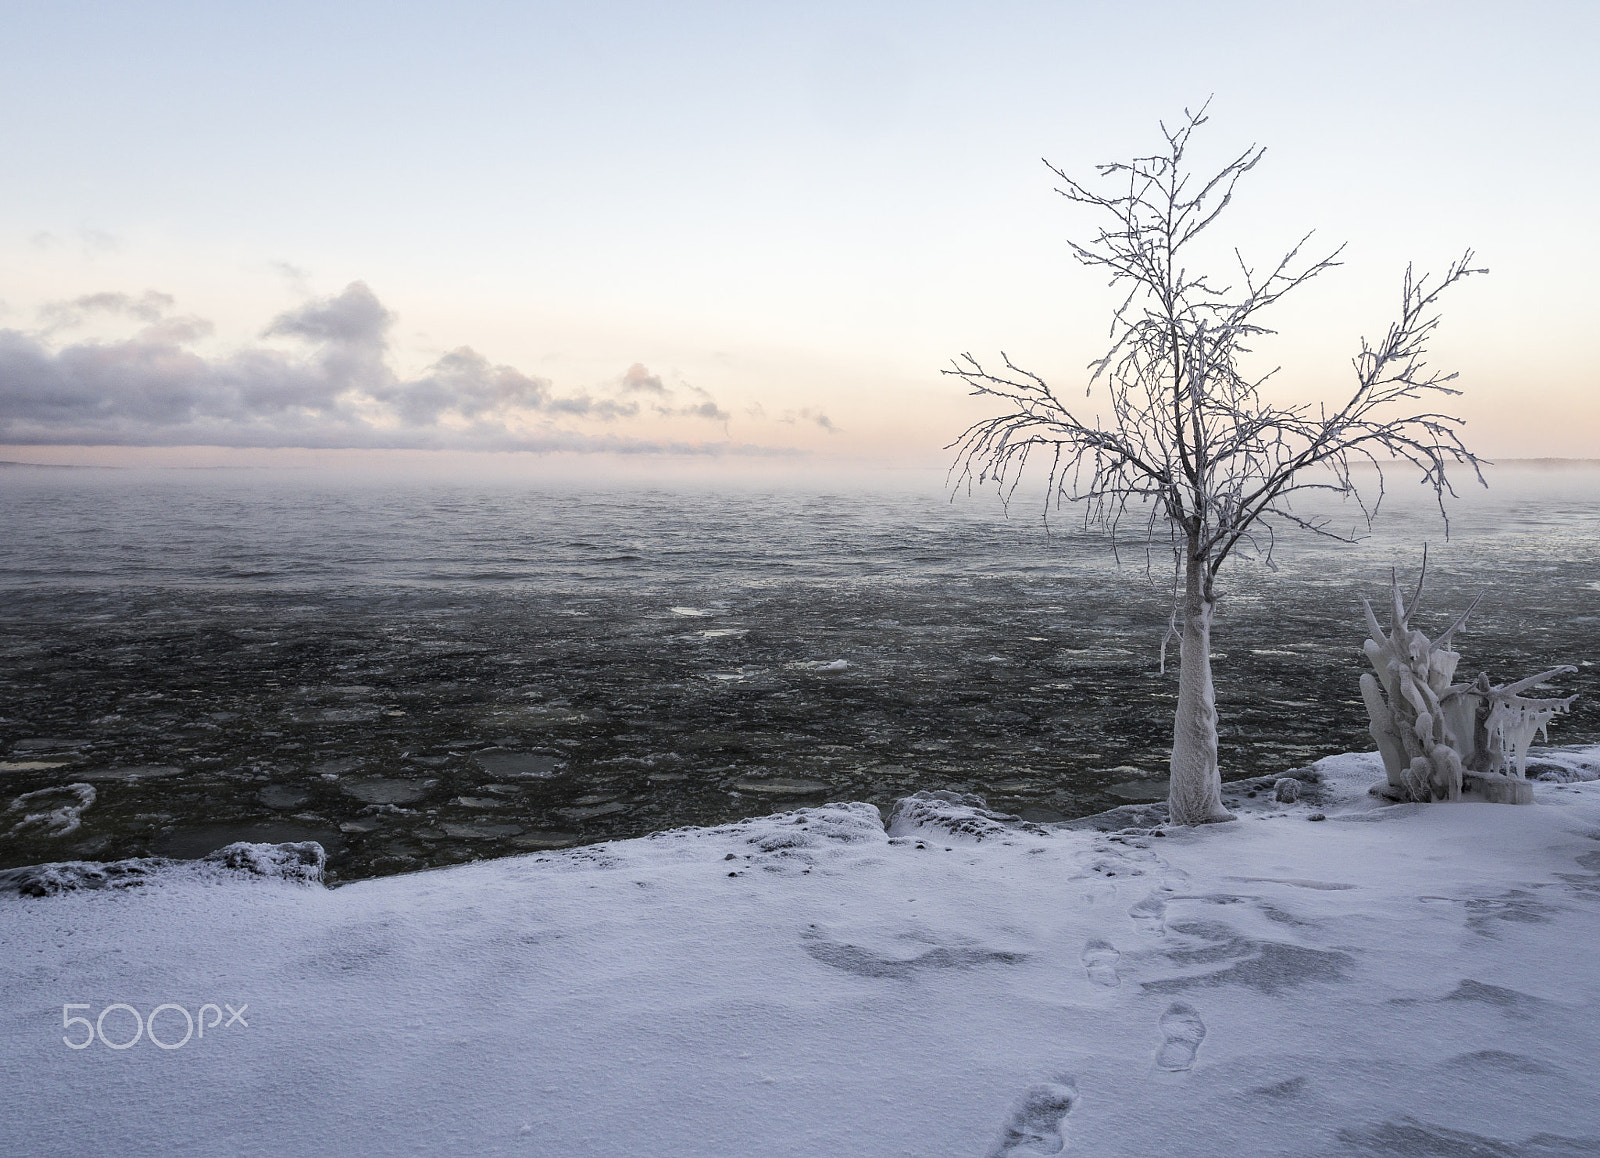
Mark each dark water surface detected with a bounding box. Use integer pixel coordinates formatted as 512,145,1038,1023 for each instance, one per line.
3,465,1597,881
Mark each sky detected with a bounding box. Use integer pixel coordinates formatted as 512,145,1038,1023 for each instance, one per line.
0,0,1595,477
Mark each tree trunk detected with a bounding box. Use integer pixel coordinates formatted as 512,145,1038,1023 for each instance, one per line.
1168,554,1232,825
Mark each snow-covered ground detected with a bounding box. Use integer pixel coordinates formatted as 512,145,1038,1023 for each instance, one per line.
5,748,1600,1157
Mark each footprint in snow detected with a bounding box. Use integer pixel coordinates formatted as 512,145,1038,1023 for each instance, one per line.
1080,881,1117,907
985,1076,1078,1157
1081,939,1121,987
1128,891,1168,934
1154,1002,1207,1071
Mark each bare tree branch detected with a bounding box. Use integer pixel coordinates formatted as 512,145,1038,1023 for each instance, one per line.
945,108,1485,599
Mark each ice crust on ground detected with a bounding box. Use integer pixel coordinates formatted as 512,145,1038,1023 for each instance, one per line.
4,747,1600,1156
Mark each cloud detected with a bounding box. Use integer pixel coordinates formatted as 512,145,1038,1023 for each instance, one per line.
0,283,758,453
658,383,729,424
679,385,730,423
264,281,391,348
38,290,179,331
619,362,669,394
780,407,838,433
676,400,730,423
614,363,730,424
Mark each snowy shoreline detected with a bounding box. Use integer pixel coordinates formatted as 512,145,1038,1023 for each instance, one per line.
5,746,1600,1156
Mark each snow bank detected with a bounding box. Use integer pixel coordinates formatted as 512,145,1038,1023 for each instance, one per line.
0,840,327,897
4,749,1600,1156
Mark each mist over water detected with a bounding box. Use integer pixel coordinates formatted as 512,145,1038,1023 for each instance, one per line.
3,462,1597,881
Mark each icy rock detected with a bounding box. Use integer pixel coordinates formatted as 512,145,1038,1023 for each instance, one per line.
205,840,326,880
1273,777,1302,804
1529,762,1577,782
886,790,1051,843
0,857,170,896
1527,759,1598,783
0,840,327,897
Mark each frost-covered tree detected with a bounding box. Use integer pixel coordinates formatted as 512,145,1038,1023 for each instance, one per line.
947,105,1484,826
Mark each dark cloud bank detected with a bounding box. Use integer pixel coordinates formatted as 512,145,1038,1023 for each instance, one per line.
0,283,769,454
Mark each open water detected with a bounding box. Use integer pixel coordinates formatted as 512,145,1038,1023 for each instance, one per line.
2,463,1597,881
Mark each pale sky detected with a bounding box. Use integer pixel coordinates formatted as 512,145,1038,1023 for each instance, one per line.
1,0,1595,474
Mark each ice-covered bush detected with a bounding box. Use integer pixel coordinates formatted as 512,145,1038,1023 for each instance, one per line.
1359,566,1576,804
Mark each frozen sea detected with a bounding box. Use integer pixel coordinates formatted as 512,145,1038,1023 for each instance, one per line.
2,461,1597,881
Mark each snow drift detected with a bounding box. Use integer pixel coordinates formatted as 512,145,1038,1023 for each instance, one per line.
4,749,1600,1156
